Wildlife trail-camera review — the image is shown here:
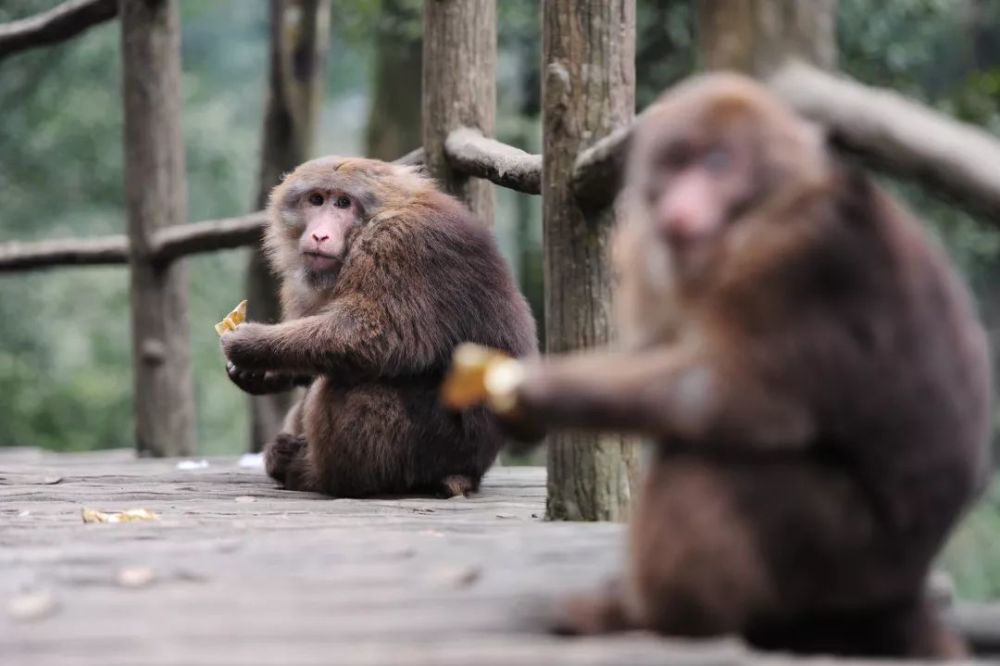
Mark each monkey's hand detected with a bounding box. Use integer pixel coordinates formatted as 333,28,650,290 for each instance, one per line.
221,323,313,392
225,361,312,395
220,322,274,370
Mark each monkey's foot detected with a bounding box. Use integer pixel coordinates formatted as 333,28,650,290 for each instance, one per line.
438,474,477,498
548,586,634,636
265,433,307,485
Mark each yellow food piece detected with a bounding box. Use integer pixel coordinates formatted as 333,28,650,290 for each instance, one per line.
214,299,248,336
440,343,524,414
483,357,527,415
81,507,160,524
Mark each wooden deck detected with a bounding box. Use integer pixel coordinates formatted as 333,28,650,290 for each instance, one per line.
0,449,996,666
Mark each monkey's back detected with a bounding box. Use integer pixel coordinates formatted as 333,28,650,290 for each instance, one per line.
775,171,992,552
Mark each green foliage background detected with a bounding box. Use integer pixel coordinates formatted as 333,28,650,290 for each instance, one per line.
1,0,999,598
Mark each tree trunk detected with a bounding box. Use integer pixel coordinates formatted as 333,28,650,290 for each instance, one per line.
421,0,496,225
119,0,195,457
246,0,331,453
697,0,837,75
365,0,422,160
542,0,640,521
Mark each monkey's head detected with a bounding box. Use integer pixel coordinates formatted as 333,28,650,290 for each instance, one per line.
622,72,828,299
265,156,431,289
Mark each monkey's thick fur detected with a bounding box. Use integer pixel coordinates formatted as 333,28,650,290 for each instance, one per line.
222,158,536,498
503,74,992,658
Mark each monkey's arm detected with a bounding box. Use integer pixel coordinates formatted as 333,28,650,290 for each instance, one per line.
225,361,313,395
509,348,814,450
220,304,412,376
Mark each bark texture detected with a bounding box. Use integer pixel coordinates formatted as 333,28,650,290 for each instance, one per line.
120,0,195,457
542,0,639,521
421,0,496,225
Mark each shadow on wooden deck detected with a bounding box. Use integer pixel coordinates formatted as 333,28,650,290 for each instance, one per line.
0,448,996,665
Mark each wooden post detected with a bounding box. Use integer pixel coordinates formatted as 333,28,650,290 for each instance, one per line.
543,0,639,521
421,0,496,225
246,0,331,453
697,0,837,75
120,0,195,457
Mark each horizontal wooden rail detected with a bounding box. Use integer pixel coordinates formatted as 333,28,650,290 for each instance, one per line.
572,118,639,211
441,126,622,206
0,148,424,273
0,212,266,272
7,64,1000,274
0,235,128,270
568,61,1000,215
0,0,116,60
769,61,1000,219
151,212,267,262
444,127,541,194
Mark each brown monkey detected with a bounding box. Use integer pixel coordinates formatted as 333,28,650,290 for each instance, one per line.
221,157,537,498
476,73,992,658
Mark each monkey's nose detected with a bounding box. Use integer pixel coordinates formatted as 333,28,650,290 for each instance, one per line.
312,233,330,243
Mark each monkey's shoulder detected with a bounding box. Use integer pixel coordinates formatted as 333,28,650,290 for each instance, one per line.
362,197,506,268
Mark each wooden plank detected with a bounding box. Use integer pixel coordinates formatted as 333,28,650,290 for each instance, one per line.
421,0,496,225
0,451,995,664
119,0,195,457
541,0,640,521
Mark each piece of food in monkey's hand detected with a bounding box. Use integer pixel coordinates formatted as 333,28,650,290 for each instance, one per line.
214,299,248,336
440,343,526,414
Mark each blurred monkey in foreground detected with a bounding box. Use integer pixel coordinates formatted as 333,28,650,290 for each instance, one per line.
455,73,991,658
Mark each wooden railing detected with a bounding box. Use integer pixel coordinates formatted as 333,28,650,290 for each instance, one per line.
2,0,1000,524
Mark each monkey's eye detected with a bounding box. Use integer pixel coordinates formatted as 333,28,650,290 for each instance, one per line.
334,195,351,209
308,193,325,206
702,148,731,174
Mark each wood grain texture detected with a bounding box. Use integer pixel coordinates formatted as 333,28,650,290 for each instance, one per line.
120,0,195,457
541,0,640,522
1,450,995,665
0,0,116,60
421,0,496,225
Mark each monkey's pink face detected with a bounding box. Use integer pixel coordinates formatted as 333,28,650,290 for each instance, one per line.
646,140,752,245
295,189,362,277
640,133,757,280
